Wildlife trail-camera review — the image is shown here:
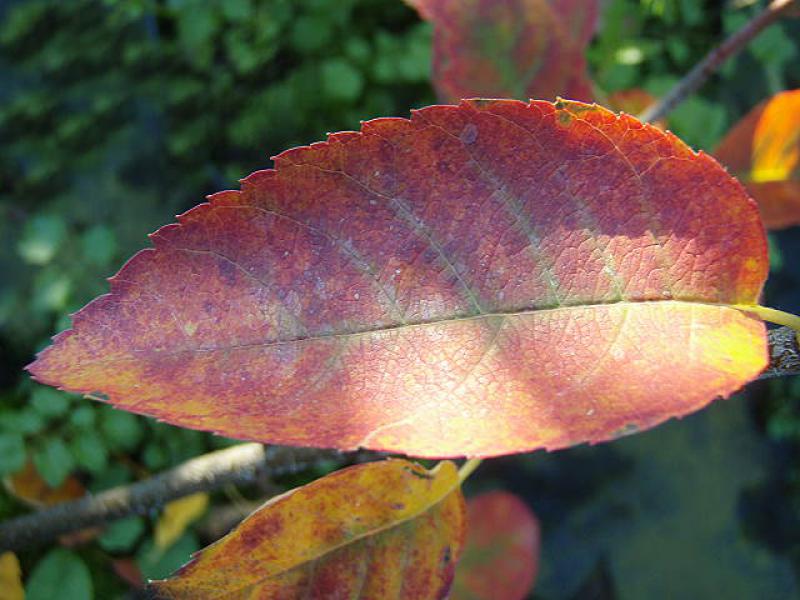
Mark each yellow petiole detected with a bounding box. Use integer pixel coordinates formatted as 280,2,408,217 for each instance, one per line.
457,457,483,484
732,304,800,333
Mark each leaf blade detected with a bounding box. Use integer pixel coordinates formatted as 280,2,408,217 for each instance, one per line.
407,0,598,102
30,99,769,457
148,460,466,599
452,491,540,600
715,89,800,230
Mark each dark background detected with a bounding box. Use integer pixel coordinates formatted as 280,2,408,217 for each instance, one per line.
1,0,799,597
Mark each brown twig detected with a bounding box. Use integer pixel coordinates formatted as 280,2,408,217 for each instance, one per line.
760,326,800,379
638,0,797,124
0,444,382,553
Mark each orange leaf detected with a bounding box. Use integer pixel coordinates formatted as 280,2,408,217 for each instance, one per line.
452,491,540,600
715,89,800,229
406,0,597,102
29,99,769,458
148,459,466,599
4,460,84,508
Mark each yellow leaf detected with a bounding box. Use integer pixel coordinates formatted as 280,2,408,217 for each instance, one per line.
148,459,466,599
154,493,209,551
0,552,24,600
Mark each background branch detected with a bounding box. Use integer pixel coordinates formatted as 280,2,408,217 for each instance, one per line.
0,444,381,553
761,326,800,379
638,0,797,124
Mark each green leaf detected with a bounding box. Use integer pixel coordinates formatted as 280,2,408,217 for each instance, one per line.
1,408,45,435
68,406,96,429
137,532,200,581
290,15,332,53
25,549,92,600
99,516,145,553
30,386,71,418
17,215,67,266
220,0,251,21
80,225,117,266
88,464,133,494
668,96,728,149
768,235,783,273
70,431,108,474
32,438,74,488
142,444,168,470
99,407,143,451
32,270,72,313
0,433,26,476
749,23,796,67
321,59,363,102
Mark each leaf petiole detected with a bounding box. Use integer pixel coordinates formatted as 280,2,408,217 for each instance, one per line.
457,458,483,484
732,304,800,332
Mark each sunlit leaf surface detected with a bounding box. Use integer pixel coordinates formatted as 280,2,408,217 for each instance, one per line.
30,99,768,458
715,89,800,229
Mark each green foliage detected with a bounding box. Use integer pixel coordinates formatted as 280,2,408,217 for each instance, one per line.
0,432,26,476
99,516,146,553
70,431,109,474
32,437,74,488
137,532,200,580
25,549,93,600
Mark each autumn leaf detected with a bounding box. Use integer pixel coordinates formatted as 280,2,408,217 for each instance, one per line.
4,460,85,508
452,491,540,600
148,459,466,599
154,493,210,551
30,99,769,458
406,0,597,102
0,552,24,600
715,89,800,229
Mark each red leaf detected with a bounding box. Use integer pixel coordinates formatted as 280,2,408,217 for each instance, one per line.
407,0,597,102
111,558,144,589
30,99,768,458
452,491,540,600
715,90,800,230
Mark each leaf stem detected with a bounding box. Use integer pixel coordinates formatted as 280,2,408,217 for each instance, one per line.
732,304,800,332
638,0,797,124
457,458,483,484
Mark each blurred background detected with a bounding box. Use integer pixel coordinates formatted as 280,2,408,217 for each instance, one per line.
1,0,799,597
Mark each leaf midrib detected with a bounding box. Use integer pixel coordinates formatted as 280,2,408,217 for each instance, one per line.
71,299,751,365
